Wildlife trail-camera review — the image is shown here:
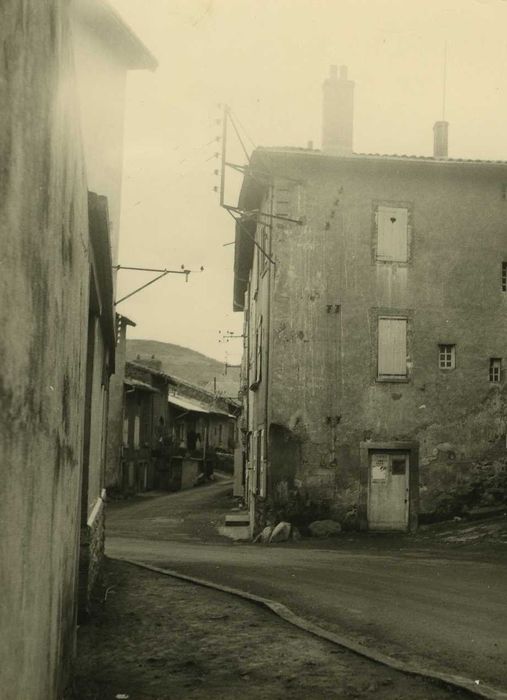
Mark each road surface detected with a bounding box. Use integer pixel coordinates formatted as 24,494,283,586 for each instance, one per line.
106,479,507,691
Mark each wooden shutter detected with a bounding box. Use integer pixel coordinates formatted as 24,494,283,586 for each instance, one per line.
377,206,408,261
378,318,407,376
256,318,263,383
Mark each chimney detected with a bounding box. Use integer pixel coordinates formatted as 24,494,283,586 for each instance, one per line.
433,121,449,159
322,64,355,155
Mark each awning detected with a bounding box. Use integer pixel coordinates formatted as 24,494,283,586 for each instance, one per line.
124,378,159,393
168,394,235,418
168,395,210,414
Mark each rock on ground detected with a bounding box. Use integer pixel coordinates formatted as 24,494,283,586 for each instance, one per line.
309,519,342,538
269,521,291,543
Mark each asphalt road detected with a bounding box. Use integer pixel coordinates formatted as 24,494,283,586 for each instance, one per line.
106,479,507,692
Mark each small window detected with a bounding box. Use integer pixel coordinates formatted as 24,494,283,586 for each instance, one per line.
378,318,407,378
439,344,455,370
502,263,507,292
490,358,502,383
376,206,408,262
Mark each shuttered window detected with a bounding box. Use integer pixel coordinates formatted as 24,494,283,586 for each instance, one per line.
255,318,263,383
376,206,408,262
378,318,407,377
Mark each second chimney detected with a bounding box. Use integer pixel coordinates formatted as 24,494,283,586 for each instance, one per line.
433,121,449,159
322,65,355,155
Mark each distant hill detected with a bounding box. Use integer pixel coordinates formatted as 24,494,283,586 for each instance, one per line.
126,339,241,398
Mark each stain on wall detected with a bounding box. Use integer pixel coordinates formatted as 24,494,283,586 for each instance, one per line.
0,2,89,698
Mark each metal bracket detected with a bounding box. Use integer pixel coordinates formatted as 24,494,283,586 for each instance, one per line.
114,265,203,305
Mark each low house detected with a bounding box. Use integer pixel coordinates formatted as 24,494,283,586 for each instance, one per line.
121,358,240,492
168,384,237,487
106,313,136,491
122,361,175,493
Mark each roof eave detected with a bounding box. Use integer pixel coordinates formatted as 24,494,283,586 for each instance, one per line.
73,0,158,71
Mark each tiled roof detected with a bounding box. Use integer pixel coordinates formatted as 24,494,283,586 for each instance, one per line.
255,146,507,165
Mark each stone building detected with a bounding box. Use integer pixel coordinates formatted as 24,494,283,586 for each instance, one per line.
0,2,155,697
72,0,156,621
234,66,507,533
1,3,90,698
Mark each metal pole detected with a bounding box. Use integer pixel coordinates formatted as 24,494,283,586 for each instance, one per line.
220,104,228,208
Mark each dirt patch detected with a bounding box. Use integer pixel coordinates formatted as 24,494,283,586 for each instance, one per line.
68,558,470,700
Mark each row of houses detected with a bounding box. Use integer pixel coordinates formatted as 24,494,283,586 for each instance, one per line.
233,65,507,534
1,2,158,698
111,353,238,495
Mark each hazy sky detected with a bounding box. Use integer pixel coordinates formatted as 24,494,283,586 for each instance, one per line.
111,0,507,364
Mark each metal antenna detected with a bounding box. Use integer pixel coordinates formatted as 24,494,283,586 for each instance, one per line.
442,41,448,121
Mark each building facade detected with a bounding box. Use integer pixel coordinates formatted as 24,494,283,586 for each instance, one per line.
234,69,507,533
0,3,90,698
0,2,155,697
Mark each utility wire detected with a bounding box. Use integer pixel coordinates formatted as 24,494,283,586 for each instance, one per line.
228,111,251,163
231,110,257,150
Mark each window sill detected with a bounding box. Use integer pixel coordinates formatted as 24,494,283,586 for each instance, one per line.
376,376,409,384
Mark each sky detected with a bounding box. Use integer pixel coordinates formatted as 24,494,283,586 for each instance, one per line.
111,0,507,364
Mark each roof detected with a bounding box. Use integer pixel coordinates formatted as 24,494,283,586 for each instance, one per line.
232,145,507,310
118,314,136,327
126,360,177,385
73,0,158,71
168,394,235,418
253,145,507,166
124,378,159,393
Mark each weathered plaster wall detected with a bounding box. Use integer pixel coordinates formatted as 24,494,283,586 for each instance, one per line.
265,155,507,520
0,2,89,697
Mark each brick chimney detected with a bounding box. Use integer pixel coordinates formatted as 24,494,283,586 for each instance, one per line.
322,65,354,155
433,121,449,159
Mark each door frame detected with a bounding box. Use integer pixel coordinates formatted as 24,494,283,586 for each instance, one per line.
358,441,419,532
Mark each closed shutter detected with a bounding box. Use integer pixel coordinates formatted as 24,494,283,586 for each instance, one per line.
256,318,263,383
378,318,407,376
377,206,408,261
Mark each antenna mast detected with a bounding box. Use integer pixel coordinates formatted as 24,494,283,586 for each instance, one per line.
442,41,448,121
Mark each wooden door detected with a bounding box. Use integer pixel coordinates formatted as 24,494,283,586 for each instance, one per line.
368,452,409,531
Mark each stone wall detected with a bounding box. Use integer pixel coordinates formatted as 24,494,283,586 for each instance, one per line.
0,2,89,697
243,151,507,528
78,498,106,621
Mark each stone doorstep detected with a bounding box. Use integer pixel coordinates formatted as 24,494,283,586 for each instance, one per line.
225,513,251,527
218,525,251,541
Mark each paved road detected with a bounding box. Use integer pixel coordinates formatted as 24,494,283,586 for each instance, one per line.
107,479,507,691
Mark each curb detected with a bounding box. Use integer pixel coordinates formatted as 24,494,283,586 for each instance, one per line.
110,556,507,700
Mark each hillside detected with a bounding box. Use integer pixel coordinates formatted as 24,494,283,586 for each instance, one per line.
126,339,241,397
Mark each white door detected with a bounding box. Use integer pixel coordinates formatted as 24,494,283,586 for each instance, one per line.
368,452,409,531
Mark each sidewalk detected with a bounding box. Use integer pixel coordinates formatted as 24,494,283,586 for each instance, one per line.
68,558,470,700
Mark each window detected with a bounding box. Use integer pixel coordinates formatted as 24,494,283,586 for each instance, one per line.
376,206,409,262
378,318,407,379
256,428,266,497
275,188,291,217
251,317,263,387
490,358,502,383
502,263,507,292
439,344,455,370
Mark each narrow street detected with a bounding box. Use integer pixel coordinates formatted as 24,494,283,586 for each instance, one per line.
107,478,507,695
